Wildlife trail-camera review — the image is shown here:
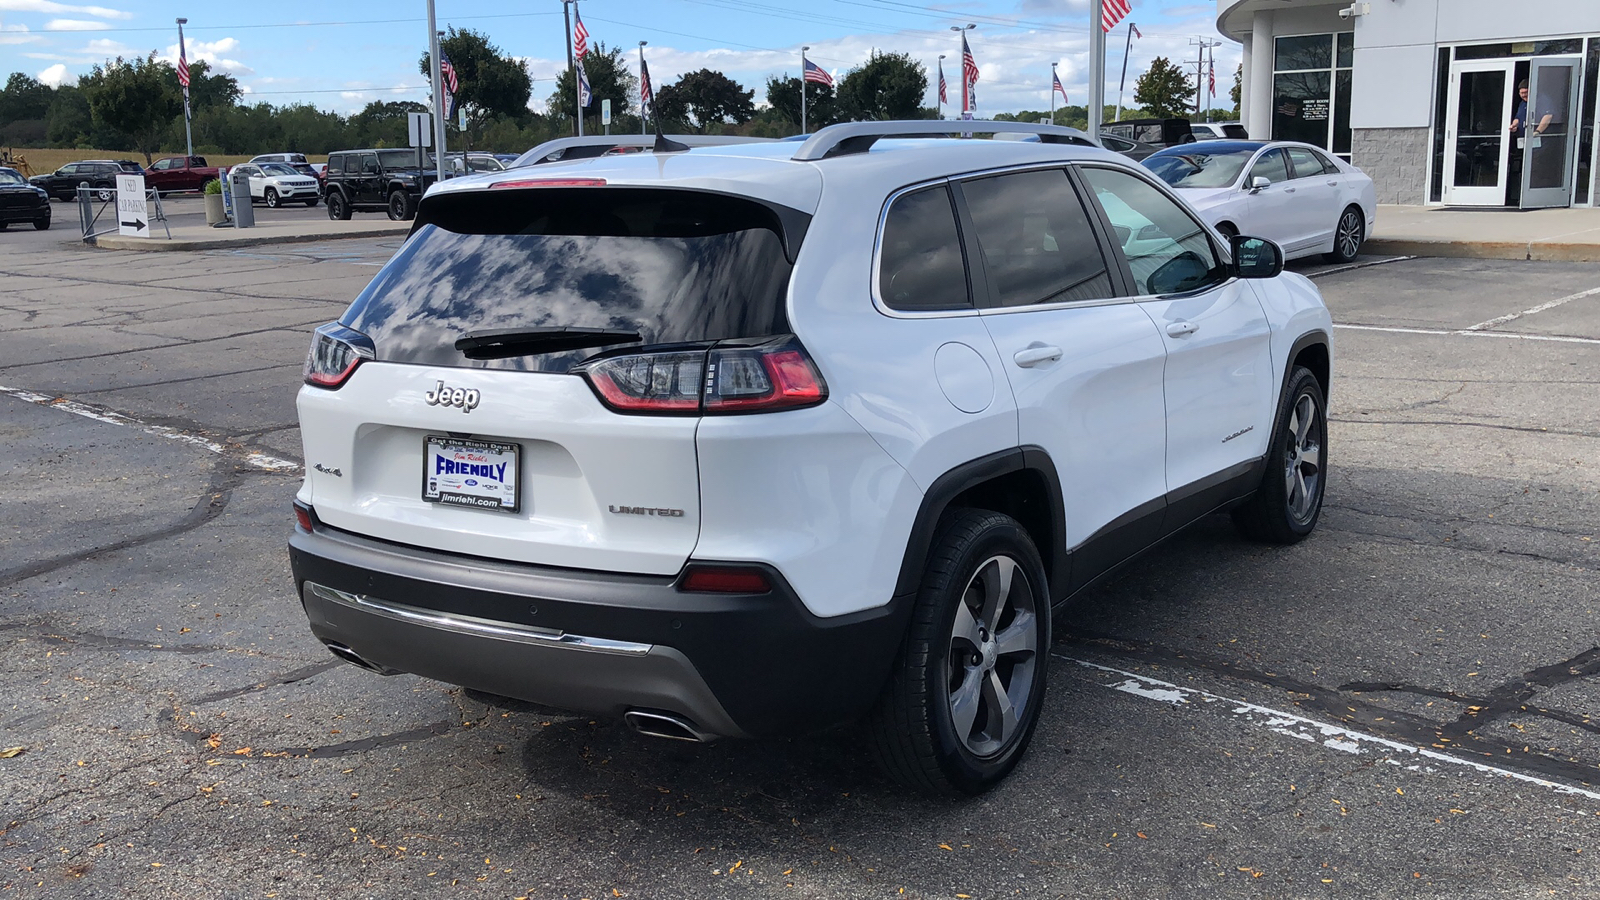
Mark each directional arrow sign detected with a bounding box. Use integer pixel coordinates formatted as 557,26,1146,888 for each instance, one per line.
116,174,149,238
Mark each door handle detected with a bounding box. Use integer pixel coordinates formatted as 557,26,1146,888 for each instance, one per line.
1166,320,1199,337
1013,345,1063,367
1326,180,1338,187
1284,187,1297,193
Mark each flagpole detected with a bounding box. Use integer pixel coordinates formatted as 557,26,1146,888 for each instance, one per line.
936,55,944,120
800,47,809,136
1114,24,1133,122
176,18,193,158
561,0,577,136
1088,1,1104,141
426,0,446,182
1050,62,1057,126
639,42,648,134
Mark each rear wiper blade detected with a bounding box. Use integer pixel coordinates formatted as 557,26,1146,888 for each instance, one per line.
454,327,642,360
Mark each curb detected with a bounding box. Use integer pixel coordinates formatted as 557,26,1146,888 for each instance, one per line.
1366,238,1600,263
92,224,411,252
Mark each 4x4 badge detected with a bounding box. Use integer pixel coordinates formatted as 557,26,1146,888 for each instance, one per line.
424,380,480,413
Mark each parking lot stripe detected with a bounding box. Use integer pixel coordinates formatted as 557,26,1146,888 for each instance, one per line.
1060,655,1600,804
1464,285,1600,332
1334,323,1600,346
0,384,301,473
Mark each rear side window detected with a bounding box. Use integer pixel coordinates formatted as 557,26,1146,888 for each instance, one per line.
341,188,802,373
960,168,1112,308
878,185,969,311
1285,147,1326,179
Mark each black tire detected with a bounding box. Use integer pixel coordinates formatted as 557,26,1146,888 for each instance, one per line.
867,508,1051,795
1232,366,1327,544
304,197,319,208
0,222,8,231
1322,206,1364,264
34,216,49,231
264,187,280,208
327,191,351,221
387,189,413,221
1215,221,1238,239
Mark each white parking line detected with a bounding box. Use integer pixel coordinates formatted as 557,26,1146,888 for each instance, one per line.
0,384,301,473
1060,655,1600,804
1464,285,1600,331
1333,323,1600,346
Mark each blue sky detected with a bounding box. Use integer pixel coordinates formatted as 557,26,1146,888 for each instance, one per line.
1,0,1240,117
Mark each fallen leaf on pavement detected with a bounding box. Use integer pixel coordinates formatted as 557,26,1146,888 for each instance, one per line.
0,747,25,759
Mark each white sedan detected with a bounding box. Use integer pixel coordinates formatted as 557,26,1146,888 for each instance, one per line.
1142,141,1376,263
232,162,321,208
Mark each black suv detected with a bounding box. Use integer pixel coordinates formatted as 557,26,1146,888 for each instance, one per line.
29,160,144,201
322,149,439,222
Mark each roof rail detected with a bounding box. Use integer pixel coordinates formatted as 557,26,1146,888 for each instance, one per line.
789,120,1097,162
512,135,773,168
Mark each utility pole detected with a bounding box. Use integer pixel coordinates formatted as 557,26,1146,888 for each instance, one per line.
1189,37,1221,121
1050,62,1057,126
1088,3,1104,140
562,0,578,136
426,0,446,182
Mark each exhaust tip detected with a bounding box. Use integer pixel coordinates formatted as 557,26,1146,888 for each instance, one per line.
322,640,397,675
623,708,717,743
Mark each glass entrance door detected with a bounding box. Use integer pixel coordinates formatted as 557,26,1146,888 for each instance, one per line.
1443,60,1514,206
1520,58,1582,209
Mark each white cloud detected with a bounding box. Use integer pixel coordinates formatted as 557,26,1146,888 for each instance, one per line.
0,21,42,43
0,0,131,20
44,17,104,29
36,61,73,85
160,36,254,76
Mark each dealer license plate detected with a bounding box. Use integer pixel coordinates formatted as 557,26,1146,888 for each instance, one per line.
422,436,520,513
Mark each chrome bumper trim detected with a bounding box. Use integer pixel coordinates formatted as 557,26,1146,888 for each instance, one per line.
305,581,653,656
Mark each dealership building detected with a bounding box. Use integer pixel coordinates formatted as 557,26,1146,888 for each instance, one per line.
1217,0,1598,208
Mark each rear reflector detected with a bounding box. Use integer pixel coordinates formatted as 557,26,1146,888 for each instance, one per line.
678,565,773,594
293,502,315,532
491,177,608,189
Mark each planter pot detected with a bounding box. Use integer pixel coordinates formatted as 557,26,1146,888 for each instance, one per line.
204,193,226,225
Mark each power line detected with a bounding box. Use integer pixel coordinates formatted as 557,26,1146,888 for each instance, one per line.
20,11,562,35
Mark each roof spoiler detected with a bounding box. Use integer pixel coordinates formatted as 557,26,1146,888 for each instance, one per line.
789,121,1098,162
510,135,774,168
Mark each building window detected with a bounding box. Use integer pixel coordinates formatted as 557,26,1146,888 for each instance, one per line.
1273,32,1353,159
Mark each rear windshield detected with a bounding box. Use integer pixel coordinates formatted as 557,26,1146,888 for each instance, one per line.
1144,148,1256,188
341,188,801,373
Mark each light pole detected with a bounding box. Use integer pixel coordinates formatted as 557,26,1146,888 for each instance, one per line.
800,45,812,136
951,24,975,116
426,0,446,181
639,41,648,134
176,18,193,158
937,54,945,120
1088,2,1104,140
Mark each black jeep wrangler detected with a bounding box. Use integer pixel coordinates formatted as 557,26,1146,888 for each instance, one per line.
322,149,439,221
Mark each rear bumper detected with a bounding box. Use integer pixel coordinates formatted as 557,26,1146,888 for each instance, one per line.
289,523,913,739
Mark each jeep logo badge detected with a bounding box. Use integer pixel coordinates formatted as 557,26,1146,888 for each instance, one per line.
424,380,480,413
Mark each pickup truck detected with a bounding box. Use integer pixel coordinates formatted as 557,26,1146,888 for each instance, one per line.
143,156,221,193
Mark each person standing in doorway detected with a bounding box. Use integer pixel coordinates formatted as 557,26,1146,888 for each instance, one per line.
1508,79,1553,206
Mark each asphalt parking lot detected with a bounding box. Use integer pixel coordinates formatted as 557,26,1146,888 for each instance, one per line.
0,234,1595,898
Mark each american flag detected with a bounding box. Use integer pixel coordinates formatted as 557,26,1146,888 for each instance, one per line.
961,34,978,111
440,50,459,93
1102,0,1132,33
573,11,589,59
937,59,947,105
1131,23,1142,39
177,36,189,89
640,57,653,117
1052,69,1067,103
803,56,833,88
1208,59,1216,97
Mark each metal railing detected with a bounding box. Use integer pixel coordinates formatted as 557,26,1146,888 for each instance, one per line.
78,185,171,242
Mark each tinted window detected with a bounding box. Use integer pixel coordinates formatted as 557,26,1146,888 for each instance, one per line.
1221,125,1250,139
960,169,1112,308
150,159,170,170
0,170,23,185
878,185,969,311
59,164,79,175
1145,148,1256,188
1311,150,1341,174
378,149,430,169
360,154,379,175
327,154,345,175
1249,148,1290,184
1082,167,1225,296
1285,147,1325,179
342,188,802,373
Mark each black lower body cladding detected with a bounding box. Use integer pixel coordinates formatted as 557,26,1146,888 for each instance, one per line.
289,524,914,738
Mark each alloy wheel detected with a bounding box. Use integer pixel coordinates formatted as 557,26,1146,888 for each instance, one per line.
1284,392,1323,524
946,555,1040,758
1337,210,1362,259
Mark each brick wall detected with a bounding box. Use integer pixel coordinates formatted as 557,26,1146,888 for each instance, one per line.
1351,127,1432,205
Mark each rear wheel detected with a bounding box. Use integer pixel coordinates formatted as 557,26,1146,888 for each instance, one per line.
867,509,1050,795
264,187,281,208
0,222,8,231
327,191,351,221
1323,206,1364,263
387,189,413,221
1232,366,1327,544
94,183,112,202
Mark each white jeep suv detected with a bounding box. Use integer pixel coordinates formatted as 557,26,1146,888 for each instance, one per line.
290,122,1332,795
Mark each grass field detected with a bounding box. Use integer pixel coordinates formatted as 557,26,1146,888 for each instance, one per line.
1,149,329,176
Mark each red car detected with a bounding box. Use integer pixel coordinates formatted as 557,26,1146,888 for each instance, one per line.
144,156,221,192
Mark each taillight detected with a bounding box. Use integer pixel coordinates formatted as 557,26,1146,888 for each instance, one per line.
490,177,608,189
303,323,374,389
575,336,827,416
293,501,316,532
678,564,773,594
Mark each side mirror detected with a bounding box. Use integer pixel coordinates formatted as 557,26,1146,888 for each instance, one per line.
1232,235,1284,279
1248,175,1270,193
1148,250,1213,295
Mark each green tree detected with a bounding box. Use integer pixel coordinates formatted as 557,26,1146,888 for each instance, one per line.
765,75,837,132
836,51,928,121
45,86,93,147
1230,63,1242,117
180,60,242,111
422,28,533,140
81,54,182,163
1133,56,1195,119
653,69,753,133
547,42,636,134
0,73,53,123
349,100,428,148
